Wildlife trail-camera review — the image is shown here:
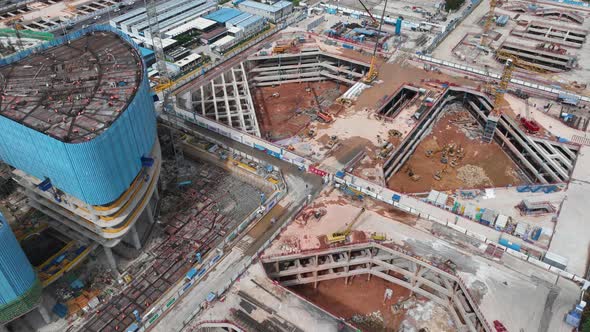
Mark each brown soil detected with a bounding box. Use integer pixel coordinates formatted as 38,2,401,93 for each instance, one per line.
388,110,524,193
290,277,412,331
356,61,474,111
253,81,348,141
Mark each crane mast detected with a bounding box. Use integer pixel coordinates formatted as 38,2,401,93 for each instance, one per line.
144,0,188,184
481,0,497,46
361,0,387,83
482,58,514,143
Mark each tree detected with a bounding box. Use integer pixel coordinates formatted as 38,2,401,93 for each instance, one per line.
445,0,465,11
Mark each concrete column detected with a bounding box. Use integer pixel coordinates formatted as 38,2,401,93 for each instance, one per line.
103,246,119,276
38,304,51,324
153,186,160,201
130,225,142,250
145,202,155,224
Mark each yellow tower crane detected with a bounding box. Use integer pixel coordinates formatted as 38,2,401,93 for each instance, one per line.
481,0,497,47
482,57,514,143
360,0,388,83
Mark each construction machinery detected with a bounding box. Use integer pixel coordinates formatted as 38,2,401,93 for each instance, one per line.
326,207,366,244
371,232,386,241
309,84,334,123
433,165,448,181
519,98,540,133
145,0,188,184
360,0,388,83
481,0,497,47
482,55,514,143
496,49,547,74
404,164,421,181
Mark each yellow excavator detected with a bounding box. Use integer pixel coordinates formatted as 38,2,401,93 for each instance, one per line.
326,207,366,244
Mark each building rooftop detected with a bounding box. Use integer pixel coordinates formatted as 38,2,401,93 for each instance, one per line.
239,0,291,13
212,35,235,48
227,12,264,29
164,17,217,38
0,31,142,143
205,8,243,23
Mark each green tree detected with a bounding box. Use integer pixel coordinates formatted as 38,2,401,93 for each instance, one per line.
445,0,465,11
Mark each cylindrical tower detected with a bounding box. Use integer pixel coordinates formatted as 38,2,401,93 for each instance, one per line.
0,213,41,324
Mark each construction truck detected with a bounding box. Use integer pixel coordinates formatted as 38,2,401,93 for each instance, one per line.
326,208,366,244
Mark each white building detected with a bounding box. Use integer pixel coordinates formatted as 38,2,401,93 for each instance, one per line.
238,0,292,22
109,0,217,45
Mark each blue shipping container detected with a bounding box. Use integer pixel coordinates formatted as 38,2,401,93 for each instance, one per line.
499,238,521,252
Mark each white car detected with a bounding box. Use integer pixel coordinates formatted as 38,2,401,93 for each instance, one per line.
93,15,101,20
113,8,121,12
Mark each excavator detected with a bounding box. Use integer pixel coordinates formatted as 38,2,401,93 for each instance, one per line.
326,207,366,244
404,164,421,181
433,165,448,181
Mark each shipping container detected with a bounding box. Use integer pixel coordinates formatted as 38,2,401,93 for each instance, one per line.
543,251,568,270
499,238,521,252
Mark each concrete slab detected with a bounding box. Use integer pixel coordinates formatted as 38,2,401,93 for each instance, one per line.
549,145,590,276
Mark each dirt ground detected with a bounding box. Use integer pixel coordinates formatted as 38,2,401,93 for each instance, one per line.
253,81,348,141
290,277,412,331
388,108,524,193
355,59,476,111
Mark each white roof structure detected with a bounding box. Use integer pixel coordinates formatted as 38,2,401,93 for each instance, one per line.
175,53,202,68
142,37,178,49
165,17,217,38
211,35,235,48
495,214,509,229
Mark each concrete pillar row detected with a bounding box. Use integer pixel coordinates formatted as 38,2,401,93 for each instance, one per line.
103,246,119,276
130,224,142,250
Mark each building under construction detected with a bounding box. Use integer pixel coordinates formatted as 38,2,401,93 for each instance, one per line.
0,26,160,276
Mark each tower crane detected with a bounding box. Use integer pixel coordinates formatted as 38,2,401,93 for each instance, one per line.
481,0,497,47
360,0,388,83
144,0,189,184
482,56,514,143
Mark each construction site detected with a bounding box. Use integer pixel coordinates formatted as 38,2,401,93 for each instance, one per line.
433,0,590,87
0,123,278,331
184,183,580,332
2,0,590,331
0,31,142,142
164,1,590,330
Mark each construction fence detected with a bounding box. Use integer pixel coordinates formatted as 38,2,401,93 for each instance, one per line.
416,54,590,104
122,134,288,332
424,0,483,54
166,103,590,288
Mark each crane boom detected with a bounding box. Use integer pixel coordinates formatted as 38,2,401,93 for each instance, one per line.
358,0,378,25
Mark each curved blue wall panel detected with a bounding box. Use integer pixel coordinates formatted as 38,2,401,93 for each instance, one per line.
0,214,37,305
0,66,156,206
